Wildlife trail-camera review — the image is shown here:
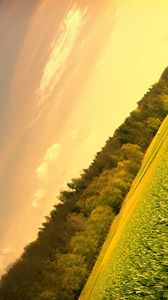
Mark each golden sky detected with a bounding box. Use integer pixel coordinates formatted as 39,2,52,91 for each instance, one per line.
0,0,168,274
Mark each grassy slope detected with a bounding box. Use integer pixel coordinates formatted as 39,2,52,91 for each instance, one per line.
79,116,168,300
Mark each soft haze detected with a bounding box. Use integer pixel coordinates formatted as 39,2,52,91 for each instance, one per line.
0,0,168,274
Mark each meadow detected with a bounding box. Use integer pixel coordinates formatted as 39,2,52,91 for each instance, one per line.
79,116,168,300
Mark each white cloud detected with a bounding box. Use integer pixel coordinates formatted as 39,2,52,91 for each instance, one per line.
27,106,47,129
36,161,48,180
35,143,61,181
34,189,46,200
32,189,46,208
31,201,38,208
28,6,88,129
32,143,61,208
44,143,61,164
35,5,88,108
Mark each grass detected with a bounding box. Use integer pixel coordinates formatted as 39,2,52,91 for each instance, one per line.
79,116,168,300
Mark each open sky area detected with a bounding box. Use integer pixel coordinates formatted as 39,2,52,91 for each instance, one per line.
0,0,168,274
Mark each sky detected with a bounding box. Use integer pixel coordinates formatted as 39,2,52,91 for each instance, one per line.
0,0,168,274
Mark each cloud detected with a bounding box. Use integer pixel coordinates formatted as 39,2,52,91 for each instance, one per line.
35,143,61,181
35,5,88,108
36,162,48,180
27,106,47,129
28,6,88,129
32,143,61,208
32,188,46,208
44,143,61,164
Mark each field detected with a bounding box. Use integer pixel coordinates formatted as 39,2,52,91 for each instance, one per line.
79,116,168,300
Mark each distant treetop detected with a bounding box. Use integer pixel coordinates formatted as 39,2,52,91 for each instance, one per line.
160,66,168,81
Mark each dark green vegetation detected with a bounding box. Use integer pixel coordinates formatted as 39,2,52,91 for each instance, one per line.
79,116,168,300
0,68,168,300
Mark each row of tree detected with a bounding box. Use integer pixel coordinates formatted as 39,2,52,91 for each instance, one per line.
0,67,168,300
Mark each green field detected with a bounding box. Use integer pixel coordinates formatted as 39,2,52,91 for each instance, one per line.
79,116,168,300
